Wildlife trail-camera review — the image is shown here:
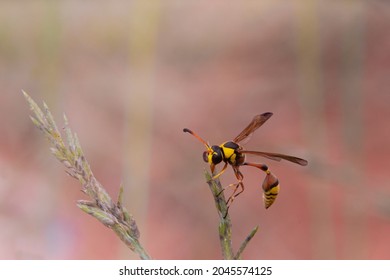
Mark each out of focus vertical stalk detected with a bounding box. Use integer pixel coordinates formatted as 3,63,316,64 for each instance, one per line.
37,1,63,246
294,0,335,259
39,0,61,103
122,1,162,257
340,0,367,259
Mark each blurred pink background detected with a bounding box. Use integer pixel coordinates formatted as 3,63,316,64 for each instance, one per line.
1,0,390,259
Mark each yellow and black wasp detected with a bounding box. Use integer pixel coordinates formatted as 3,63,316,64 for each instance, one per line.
183,112,308,216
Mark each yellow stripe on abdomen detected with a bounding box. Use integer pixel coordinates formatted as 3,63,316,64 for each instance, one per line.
262,172,280,209
263,184,280,209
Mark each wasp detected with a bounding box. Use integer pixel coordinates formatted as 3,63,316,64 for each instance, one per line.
183,112,308,215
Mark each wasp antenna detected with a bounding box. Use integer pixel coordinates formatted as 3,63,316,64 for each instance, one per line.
183,127,210,147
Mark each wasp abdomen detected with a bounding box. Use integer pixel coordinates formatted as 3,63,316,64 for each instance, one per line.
262,172,280,209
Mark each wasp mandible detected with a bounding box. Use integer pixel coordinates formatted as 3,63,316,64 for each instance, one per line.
183,112,308,215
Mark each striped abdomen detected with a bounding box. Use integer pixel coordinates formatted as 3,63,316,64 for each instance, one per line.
262,171,280,209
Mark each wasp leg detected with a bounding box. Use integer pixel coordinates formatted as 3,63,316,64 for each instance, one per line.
225,181,244,206
216,182,237,218
243,162,269,173
221,166,246,218
215,167,238,196
216,185,227,197
210,162,228,181
222,181,245,219
216,180,237,198
243,162,280,209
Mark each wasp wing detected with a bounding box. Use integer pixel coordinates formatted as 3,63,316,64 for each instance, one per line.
233,112,273,143
241,150,308,166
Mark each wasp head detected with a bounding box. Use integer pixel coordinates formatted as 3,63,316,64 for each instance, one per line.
202,145,223,172
183,128,223,173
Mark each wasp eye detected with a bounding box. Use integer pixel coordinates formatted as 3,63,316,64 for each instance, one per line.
202,151,209,163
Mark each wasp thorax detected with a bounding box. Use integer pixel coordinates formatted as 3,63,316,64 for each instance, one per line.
202,145,223,165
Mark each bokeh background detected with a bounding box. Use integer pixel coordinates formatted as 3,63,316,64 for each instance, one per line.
1,0,390,259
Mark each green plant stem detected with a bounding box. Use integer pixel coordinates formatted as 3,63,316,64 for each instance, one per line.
234,225,259,259
205,170,259,260
205,171,234,259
